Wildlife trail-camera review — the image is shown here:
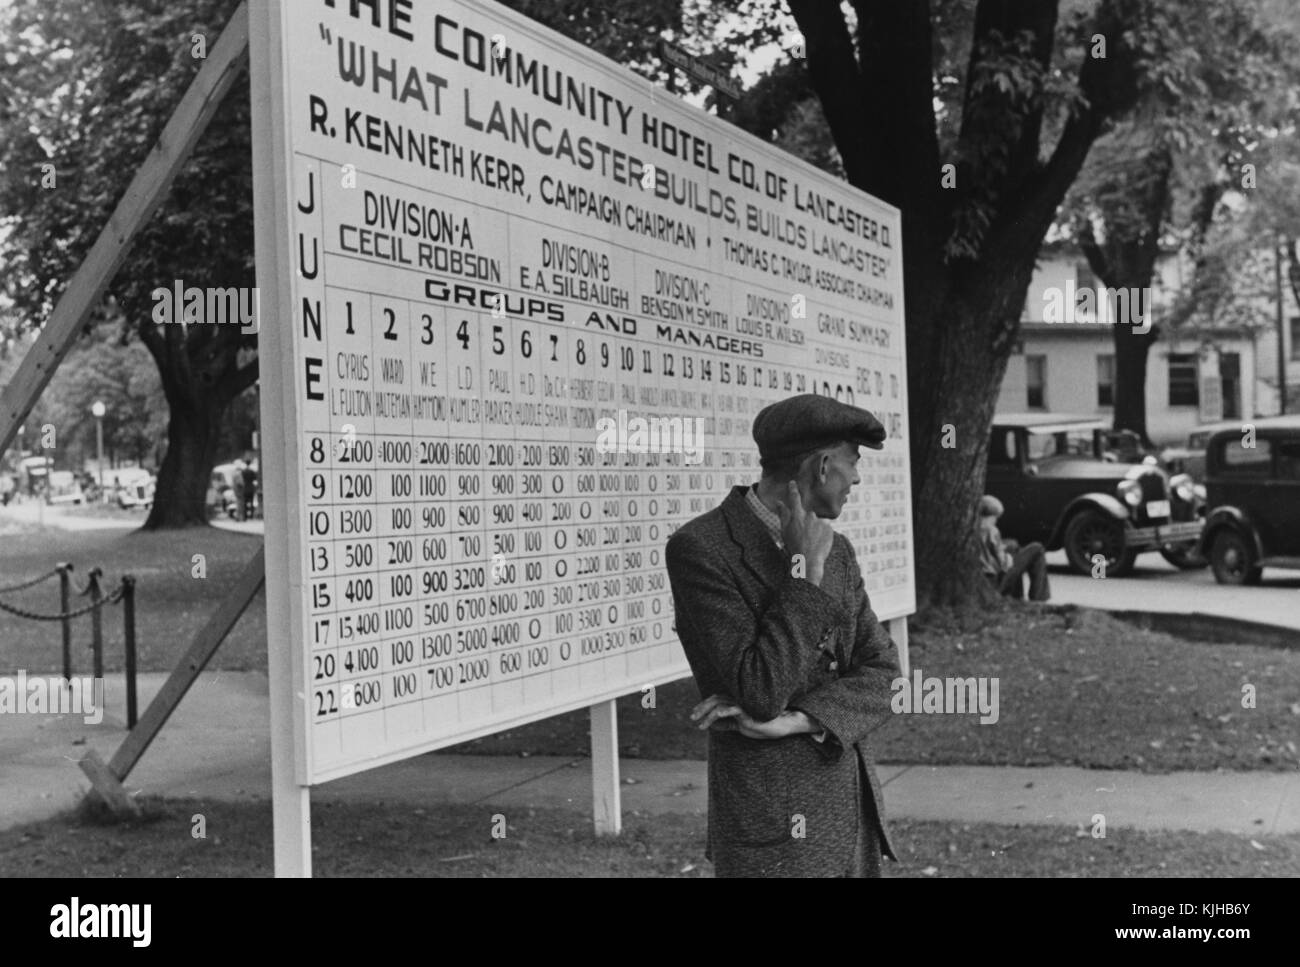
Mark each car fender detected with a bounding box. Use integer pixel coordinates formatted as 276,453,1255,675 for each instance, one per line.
1198,506,1263,560
1049,493,1129,548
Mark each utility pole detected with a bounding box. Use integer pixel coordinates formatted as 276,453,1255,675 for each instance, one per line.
1277,237,1288,415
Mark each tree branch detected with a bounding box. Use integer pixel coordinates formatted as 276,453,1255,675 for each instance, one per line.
958,0,1059,188
1079,219,1110,283
220,356,259,402
784,1,869,183
989,0,1143,260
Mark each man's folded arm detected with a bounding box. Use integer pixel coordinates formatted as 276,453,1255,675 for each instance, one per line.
788,547,900,758
666,529,845,721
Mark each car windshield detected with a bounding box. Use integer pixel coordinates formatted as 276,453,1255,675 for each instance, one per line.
1026,429,1095,460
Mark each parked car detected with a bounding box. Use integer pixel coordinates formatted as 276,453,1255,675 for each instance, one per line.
208,463,242,518
1159,420,1239,483
116,475,156,509
45,470,85,504
1198,415,1300,585
1097,428,1159,465
984,413,1205,576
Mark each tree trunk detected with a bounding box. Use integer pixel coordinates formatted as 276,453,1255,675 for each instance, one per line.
135,313,257,530
779,0,1143,609
1111,321,1158,445
1080,145,1173,448
908,280,1017,608
143,390,221,528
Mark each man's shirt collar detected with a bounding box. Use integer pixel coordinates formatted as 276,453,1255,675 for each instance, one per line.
745,484,784,550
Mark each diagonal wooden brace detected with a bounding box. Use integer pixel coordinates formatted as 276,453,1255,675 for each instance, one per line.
0,2,250,454
80,546,265,815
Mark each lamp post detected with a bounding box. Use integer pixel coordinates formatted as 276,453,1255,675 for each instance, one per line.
91,401,106,501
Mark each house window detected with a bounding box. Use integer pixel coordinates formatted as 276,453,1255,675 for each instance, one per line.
1097,354,1115,407
1026,355,1046,409
1167,353,1199,406
1291,316,1300,361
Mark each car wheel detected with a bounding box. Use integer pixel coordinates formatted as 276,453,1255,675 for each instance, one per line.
1160,544,1208,569
1209,529,1262,585
1064,510,1136,577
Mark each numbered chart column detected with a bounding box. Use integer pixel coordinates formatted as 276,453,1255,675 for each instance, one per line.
325,288,384,752
444,309,492,723
410,304,458,734
371,296,422,744
481,305,526,715
537,323,580,700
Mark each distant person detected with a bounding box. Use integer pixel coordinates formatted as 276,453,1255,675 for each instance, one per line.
978,495,1050,601
241,456,257,519
231,459,247,521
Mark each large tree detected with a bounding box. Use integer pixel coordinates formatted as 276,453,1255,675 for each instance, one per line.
1167,132,1300,412
1062,3,1297,443
716,0,1285,606
779,0,1149,606
0,0,257,527
0,0,684,528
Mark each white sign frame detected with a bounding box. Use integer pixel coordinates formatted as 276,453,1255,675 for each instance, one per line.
251,0,913,876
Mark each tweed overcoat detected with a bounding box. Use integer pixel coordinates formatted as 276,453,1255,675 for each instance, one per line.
665,485,900,877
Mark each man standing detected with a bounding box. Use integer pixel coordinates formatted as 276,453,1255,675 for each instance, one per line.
665,394,901,877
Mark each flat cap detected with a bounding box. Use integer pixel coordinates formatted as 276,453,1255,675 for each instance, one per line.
752,394,886,461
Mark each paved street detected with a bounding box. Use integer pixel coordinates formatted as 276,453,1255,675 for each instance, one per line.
0,501,141,531
1046,550,1300,632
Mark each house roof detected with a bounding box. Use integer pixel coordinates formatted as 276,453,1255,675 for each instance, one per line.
994,413,1109,432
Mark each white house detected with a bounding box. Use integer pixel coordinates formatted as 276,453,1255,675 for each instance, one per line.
1246,244,1300,417
997,246,1264,445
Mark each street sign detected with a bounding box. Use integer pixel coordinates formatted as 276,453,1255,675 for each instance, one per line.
658,39,744,100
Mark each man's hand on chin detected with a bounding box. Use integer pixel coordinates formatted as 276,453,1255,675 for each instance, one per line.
691,693,822,739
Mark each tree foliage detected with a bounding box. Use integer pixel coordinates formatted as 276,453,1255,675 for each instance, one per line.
0,0,257,526
711,0,1293,605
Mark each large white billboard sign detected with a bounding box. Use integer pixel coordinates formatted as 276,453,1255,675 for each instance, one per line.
254,0,912,783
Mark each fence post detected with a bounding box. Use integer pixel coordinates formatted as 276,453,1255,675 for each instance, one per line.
87,567,103,680
56,563,74,681
122,575,137,729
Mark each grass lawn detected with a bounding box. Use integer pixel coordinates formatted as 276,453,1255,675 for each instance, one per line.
447,604,1300,773
1,797,1295,877
0,516,266,674
4,520,1298,772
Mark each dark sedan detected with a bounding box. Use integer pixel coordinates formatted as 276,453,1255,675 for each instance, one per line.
1199,416,1300,584
984,414,1204,576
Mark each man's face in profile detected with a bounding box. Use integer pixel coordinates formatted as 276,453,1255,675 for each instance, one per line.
798,442,862,519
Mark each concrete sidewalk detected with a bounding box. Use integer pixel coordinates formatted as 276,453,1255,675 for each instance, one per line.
4,670,1297,837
